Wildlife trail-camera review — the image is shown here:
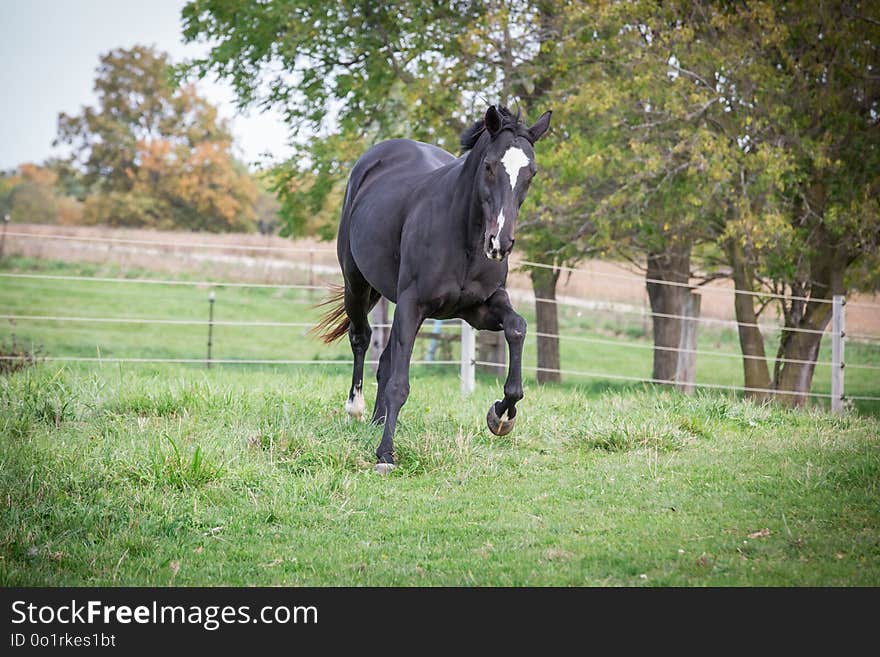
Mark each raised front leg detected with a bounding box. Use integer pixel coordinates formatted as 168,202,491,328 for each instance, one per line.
374,290,423,473
460,289,526,436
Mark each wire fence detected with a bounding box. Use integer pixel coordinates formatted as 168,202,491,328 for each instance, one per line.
0,355,457,366
3,229,879,404
0,272,325,291
2,311,877,372
0,271,869,338
4,230,338,255
518,258,880,308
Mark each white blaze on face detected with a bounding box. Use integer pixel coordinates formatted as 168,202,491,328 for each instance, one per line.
500,146,530,191
492,209,505,253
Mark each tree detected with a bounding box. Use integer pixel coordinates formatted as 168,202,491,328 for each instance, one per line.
56,45,256,232
182,1,481,239
554,0,879,402
722,1,880,405
549,1,750,383
0,163,83,225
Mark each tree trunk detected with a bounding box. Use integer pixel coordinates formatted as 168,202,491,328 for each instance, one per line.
726,239,772,400
531,267,561,383
774,326,828,406
646,244,691,383
773,241,844,407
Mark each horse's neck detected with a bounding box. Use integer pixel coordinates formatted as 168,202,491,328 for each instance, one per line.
449,150,486,256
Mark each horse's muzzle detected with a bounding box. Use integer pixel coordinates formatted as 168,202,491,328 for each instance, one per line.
486,237,513,261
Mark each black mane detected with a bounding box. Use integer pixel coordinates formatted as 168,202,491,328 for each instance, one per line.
459,105,527,153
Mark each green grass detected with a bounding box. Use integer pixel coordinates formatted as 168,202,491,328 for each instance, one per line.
1,256,879,585
1,364,878,585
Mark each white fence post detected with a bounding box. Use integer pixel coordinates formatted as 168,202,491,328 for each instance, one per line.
461,320,475,396
831,295,846,413
674,290,701,394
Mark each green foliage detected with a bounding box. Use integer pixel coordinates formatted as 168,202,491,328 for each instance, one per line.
0,163,83,225
181,1,568,246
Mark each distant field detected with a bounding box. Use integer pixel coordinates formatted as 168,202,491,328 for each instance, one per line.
7,222,880,335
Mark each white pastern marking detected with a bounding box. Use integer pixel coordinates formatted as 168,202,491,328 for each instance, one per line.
500,146,530,191
345,389,366,421
492,209,505,251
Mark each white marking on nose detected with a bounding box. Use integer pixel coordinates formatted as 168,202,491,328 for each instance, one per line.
501,146,530,191
492,209,505,252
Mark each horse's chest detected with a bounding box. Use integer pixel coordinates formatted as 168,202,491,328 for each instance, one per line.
427,278,497,318
456,282,490,307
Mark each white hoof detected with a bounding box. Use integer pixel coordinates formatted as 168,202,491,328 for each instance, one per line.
374,463,396,475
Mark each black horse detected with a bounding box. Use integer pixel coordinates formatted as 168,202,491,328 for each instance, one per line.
316,105,551,473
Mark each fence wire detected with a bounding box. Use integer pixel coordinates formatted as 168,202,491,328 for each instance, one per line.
5,230,337,255
3,313,877,372
518,258,880,309
475,362,880,402
3,230,879,402
0,271,853,338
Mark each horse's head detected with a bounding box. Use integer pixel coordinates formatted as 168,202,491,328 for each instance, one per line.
467,105,551,261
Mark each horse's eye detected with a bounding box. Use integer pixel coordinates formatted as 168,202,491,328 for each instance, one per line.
485,162,494,175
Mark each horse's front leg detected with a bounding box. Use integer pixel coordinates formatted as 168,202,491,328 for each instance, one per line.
489,296,526,436
374,289,423,473
461,290,526,436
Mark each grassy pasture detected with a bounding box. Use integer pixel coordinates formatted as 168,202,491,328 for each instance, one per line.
2,365,879,586
1,256,879,585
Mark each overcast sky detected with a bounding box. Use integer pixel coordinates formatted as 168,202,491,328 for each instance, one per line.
0,0,292,171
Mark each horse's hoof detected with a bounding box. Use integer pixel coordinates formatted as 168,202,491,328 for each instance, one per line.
486,400,516,436
374,462,396,475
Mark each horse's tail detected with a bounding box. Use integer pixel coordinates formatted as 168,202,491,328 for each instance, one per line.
311,284,350,344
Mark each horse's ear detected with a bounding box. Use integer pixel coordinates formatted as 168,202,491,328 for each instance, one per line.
484,105,502,136
528,110,552,143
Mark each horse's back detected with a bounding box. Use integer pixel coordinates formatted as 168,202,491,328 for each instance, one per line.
341,139,457,300
349,138,455,197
